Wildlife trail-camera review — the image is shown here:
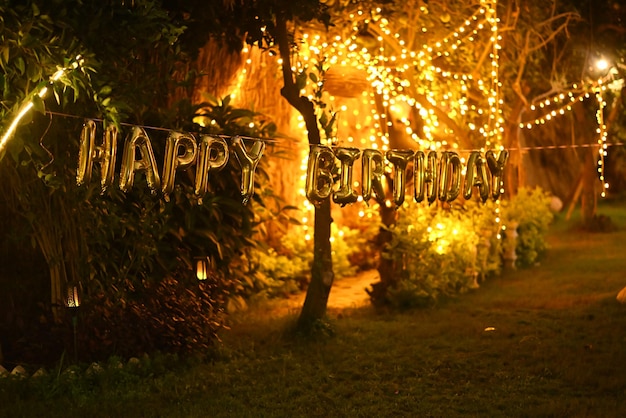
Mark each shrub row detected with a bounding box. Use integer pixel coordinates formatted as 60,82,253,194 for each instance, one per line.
380,187,554,308
245,187,553,311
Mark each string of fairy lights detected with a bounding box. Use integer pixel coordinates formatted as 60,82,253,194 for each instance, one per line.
487,1,504,235
518,78,611,198
0,56,84,154
596,88,609,198
279,0,616,243
227,0,612,243
277,0,510,240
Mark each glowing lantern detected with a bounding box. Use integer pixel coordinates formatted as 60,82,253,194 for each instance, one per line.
195,256,211,281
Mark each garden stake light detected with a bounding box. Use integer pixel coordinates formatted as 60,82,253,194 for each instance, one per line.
195,256,211,281
66,286,80,363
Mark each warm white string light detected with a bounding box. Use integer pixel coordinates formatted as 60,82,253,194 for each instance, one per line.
483,2,505,239
362,0,495,150
596,87,609,198
517,81,597,130
0,56,83,155
518,79,611,198
289,0,503,224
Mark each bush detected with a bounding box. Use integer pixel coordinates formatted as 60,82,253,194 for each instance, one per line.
244,218,378,301
375,187,554,308
67,96,276,358
0,0,279,365
383,200,502,308
501,187,554,268
241,247,310,301
79,272,228,361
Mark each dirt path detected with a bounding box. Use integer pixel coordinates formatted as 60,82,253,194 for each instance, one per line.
278,269,379,313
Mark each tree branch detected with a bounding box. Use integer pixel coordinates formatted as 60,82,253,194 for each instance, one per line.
527,12,580,53
275,12,320,145
366,23,470,147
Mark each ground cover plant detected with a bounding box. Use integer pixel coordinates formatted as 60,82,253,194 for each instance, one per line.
2,199,626,417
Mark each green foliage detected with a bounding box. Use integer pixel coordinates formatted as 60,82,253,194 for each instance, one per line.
188,93,277,137
249,248,310,296
328,224,360,279
309,57,337,140
375,186,554,308
344,205,383,270
501,186,554,268
0,4,92,165
383,200,502,308
0,0,281,364
80,274,227,360
245,221,377,301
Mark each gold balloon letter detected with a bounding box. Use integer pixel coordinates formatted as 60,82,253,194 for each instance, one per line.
386,149,414,207
333,147,361,206
161,132,198,197
232,136,265,205
438,151,462,203
486,149,509,200
76,120,118,193
463,151,489,202
194,135,229,197
415,150,438,204
361,149,386,205
119,126,161,194
306,145,335,206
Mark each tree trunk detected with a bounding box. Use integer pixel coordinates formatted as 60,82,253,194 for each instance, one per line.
274,14,334,330
297,198,334,328
574,104,598,225
503,97,526,197
367,202,396,306
581,148,597,226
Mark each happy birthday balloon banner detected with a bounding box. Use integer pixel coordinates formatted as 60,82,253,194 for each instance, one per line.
306,145,509,208
75,119,508,207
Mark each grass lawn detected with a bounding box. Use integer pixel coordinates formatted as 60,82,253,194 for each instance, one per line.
2,200,626,417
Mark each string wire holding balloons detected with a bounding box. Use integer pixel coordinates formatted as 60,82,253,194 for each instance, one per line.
75,119,510,208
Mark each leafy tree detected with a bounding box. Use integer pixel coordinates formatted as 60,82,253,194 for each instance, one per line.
296,0,586,300
0,0,277,362
188,0,339,330
508,0,626,226
182,0,619,311
571,0,626,223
